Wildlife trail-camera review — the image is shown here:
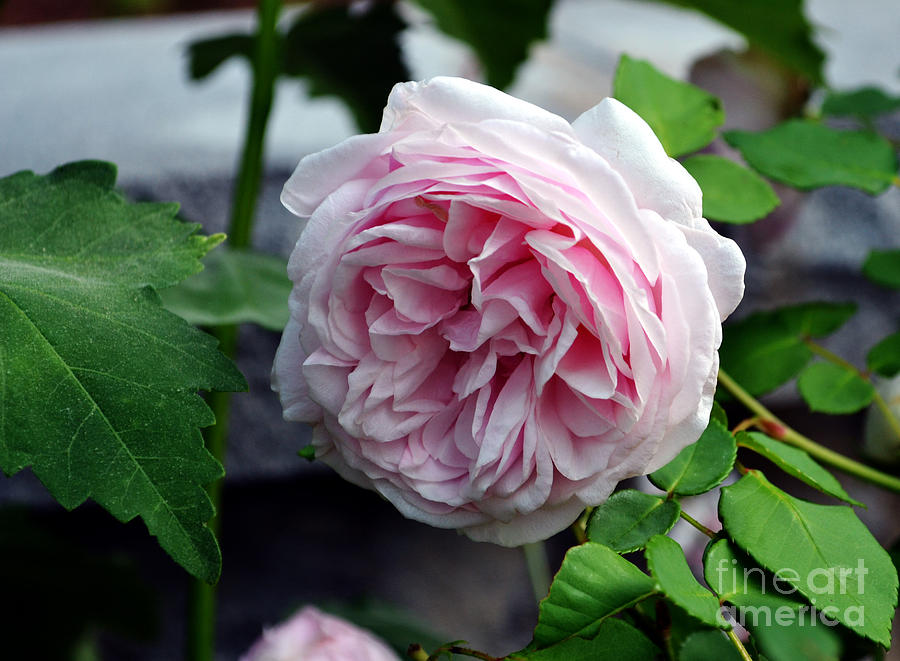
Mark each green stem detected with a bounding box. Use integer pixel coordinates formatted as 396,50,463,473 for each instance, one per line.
805,338,900,441
522,542,551,603
718,369,900,493
726,629,754,661
679,509,717,539
185,2,281,660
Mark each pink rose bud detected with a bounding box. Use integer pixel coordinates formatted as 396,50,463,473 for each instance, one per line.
240,606,400,661
273,77,746,545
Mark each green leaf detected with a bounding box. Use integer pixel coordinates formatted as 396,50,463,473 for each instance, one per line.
520,619,659,661
282,3,409,133
645,535,728,629
736,432,861,506
649,418,736,496
647,0,824,84
719,471,898,645
822,87,900,120
867,332,900,378
613,55,724,157
682,155,779,224
410,0,553,90
534,542,656,647
703,539,842,661
720,302,856,396
724,121,899,194
586,489,680,553
298,444,316,462
711,401,728,427
679,630,741,661
797,362,875,414
187,33,255,80
862,249,900,289
160,248,291,331
0,162,247,584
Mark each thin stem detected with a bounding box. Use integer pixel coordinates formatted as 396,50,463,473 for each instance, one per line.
522,542,551,603
726,629,754,661
718,369,900,493
443,646,502,661
679,510,717,539
185,2,281,660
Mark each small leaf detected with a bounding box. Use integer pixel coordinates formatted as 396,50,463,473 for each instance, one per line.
282,3,410,133
822,87,900,120
521,619,659,661
298,445,316,462
645,535,728,629
679,630,741,661
867,332,900,378
775,301,857,338
534,542,656,647
649,418,736,496
797,362,875,414
724,121,898,194
160,248,291,331
682,155,779,224
587,490,680,553
736,431,861,506
862,249,900,289
0,162,247,584
719,471,898,646
187,34,255,80
613,55,724,157
410,0,553,90
711,401,728,428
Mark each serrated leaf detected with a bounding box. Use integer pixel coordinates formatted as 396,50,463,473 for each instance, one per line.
649,418,736,495
720,302,856,397
0,162,247,584
724,121,899,194
703,539,842,661
645,535,728,629
682,155,779,224
736,432,861,506
867,332,900,378
187,33,255,80
719,471,898,645
613,55,724,157
862,249,900,289
282,3,409,133
648,0,824,84
410,0,553,90
797,362,875,414
822,87,900,120
160,248,291,331
679,630,741,661
586,489,680,553
534,542,656,647
519,619,659,661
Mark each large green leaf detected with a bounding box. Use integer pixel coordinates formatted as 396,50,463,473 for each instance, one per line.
867,332,900,378
519,619,659,661
586,489,680,553
679,630,741,661
160,248,291,331
822,87,900,120
797,362,875,414
682,155,779,224
649,418,736,495
410,0,553,90
0,162,247,584
736,432,861,506
613,55,724,157
719,471,898,645
863,250,900,289
534,542,656,647
775,301,857,338
704,539,842,661
724,121,899,194
645,535,728,629
649,0,824,83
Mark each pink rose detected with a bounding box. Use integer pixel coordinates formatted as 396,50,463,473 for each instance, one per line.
273,77,745,545
240,606,399,661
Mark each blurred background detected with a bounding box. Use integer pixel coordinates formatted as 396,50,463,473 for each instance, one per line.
1,0,898,659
